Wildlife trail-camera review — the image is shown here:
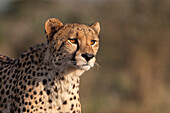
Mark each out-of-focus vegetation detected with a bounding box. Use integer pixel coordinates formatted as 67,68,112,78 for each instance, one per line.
0,0,170,113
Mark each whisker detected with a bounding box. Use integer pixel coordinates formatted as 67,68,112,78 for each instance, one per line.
94,62,100,72
95,62,100,67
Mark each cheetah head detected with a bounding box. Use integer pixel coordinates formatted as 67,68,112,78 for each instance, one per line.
45,18,100,71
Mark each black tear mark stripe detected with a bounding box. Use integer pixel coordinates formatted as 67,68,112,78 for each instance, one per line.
72,39,79,61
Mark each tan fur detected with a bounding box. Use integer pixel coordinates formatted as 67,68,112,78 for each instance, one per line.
0,18,100,113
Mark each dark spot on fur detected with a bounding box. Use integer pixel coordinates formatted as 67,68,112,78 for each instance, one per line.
43,79,47,85
63,100,67,105
47,90,51,95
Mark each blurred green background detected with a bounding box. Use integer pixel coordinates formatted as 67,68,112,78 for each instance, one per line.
0,0,170,113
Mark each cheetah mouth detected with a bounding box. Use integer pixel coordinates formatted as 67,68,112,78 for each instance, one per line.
74,63,94,71
79,64,91,71
76,65,91,71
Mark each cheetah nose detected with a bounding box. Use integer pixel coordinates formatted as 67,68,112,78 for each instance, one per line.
81,53,94,62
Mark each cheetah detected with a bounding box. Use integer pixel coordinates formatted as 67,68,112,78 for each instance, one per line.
0,18,100,113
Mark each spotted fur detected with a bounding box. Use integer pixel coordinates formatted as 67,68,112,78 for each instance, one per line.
0,18,100,113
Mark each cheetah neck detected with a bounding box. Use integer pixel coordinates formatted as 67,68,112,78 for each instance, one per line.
36,64,83,111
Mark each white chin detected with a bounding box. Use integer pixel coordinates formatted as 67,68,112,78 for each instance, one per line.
79,65,91,71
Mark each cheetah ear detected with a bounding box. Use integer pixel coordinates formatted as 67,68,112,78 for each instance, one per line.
45,18,63,39
91,22,100,35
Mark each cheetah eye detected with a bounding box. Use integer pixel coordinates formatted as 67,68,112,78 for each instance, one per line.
91,40,96,45
68,38,77,44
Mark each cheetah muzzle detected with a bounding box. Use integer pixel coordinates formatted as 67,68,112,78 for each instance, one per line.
0,18,100,113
